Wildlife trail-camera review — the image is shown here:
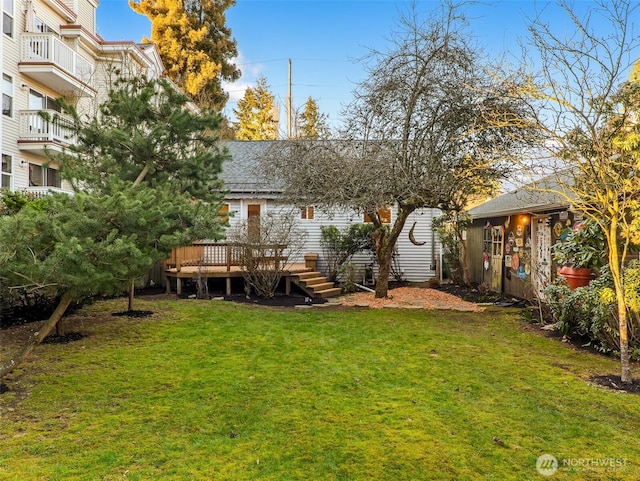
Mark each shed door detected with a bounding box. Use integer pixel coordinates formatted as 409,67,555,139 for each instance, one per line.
491,226,504,292
533,217,552,301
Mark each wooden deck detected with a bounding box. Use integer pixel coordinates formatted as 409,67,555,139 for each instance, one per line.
164,241,313,295
164,263,311,296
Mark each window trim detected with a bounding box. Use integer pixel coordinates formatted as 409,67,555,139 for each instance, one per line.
2,0,13,38
1,153,12,190
2,73,13,118
301,205,315,220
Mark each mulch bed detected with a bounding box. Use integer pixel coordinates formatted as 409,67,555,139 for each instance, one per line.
590,375,640,394
42,332,85,344
111,310,155,318
223,293,325,307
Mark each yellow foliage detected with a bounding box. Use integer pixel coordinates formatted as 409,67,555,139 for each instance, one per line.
599,287,615,305
129,0,239,110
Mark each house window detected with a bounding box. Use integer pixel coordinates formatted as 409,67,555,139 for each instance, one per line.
28,89,44,109
364,207,392,224
2,73,12,117
301,206,314,220
29,163,61,188
1,154,11,189
2,0,12,38
29,89,60,112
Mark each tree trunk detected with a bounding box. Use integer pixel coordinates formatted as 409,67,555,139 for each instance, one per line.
372,205,414,298
55,316,65,337
0,292,73,380
128,279,135,312
618,298,632,383
375,248,392,298
608,226,632,384
459,234,470,286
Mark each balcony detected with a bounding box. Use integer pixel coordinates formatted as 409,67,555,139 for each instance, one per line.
17,109,76,157
23,186,71,198
19,33,95,97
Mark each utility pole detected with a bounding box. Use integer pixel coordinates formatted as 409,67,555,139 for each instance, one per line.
287,58,293,139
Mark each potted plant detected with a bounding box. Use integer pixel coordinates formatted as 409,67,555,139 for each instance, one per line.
552,219,606,290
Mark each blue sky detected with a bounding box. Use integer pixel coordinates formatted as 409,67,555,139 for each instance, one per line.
96,1,639,132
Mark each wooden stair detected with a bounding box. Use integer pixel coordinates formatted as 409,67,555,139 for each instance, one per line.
293,271,342,299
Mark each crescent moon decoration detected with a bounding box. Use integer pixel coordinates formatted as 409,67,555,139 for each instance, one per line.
408,222,426,246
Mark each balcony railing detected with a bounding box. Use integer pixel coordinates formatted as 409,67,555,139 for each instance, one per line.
18,110,76,145
21,33,93,84
23,186,70,198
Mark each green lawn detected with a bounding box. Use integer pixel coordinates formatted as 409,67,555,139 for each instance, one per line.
0,298,638,480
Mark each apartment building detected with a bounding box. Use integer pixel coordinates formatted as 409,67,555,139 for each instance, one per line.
1,0,165,195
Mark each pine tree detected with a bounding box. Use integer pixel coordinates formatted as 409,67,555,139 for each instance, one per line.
129,0,241,111
0,187,211,377
234,77,279,140
0,76,228,378
297,96,330,139
58,76,226,205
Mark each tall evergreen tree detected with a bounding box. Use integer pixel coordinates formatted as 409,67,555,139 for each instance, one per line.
234,76,279,140
130,0,241,110
58,76,226,205
58,76,227,309
297,96,330,139
0,77,228,379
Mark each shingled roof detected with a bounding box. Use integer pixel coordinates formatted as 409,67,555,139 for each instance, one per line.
468,173,575,219
220,141,285,199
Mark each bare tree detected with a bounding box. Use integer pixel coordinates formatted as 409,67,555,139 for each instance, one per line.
226,210,307,298
260,3,534,297
510,0,640,383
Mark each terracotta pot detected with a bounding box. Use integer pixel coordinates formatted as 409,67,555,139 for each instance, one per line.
559,266,593,290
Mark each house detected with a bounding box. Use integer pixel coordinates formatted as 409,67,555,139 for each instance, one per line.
1,0,166,195
467,175,578,300
219,140,442,284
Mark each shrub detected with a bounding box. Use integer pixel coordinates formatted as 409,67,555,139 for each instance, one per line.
227,210,307,298
432,214,470,285
551,219,606,271
545,263,640,358
320,224,375,282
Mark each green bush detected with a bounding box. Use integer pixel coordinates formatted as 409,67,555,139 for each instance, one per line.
545,262,640,358
320,224,375,282
551,219,606,271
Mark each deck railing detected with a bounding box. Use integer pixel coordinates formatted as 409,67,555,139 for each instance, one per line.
166,242,288,272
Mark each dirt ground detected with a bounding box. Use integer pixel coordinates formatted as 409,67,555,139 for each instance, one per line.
339,286,486,311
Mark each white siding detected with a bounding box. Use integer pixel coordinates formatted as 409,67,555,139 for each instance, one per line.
224,197,441,282
3,0,166,194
